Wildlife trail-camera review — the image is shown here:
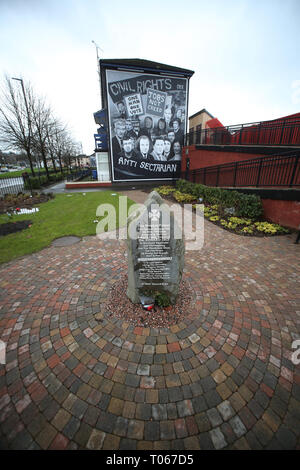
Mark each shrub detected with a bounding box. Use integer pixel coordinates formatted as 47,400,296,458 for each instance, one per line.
240,226,254,234
254,221,289,234
204,208,218,217
155,293,171,307
154,186,176,196
176,180,262,219
236,193,263,219
173,191,196,203
228,216,252,226
25,172,65,189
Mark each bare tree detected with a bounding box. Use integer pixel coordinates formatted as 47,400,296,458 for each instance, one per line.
0,74,80,183
30,93,53,180
0,75,36,175
47,118,69,174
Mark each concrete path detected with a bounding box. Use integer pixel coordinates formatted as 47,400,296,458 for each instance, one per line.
0,191,299,450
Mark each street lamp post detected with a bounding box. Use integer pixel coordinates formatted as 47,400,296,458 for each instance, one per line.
91,40,103,108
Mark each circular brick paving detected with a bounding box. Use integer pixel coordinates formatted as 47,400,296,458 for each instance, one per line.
0,218,299,450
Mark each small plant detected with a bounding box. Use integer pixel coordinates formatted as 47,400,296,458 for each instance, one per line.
173,191,196,203
154,186,176,196
204,207,218,217
209,215,220,222
240,226,254,234
228,216,252,226
254,221,289,234
155,292,171,308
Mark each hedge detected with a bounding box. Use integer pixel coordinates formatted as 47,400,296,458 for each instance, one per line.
24,172,67,189
175,179,263,219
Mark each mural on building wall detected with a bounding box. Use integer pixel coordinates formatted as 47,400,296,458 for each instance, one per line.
105,69,188,182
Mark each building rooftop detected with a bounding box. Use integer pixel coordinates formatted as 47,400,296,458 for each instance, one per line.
100,58,194,77
189,108,214,120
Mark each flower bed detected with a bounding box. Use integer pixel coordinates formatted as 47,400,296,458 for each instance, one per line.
154,184,290,237
0,220,32,236
200,204,289,236
0,192,54,214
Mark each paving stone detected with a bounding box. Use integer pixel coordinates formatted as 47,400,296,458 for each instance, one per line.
201,376,216,392
107,397,124,415
166,403,178,419
122,401,136,419
207,408,223,427
283,411,300,436
35,423,57,449
191,396,207,413
152,404,168,420
83,405,100,427
248,399,264,419
217,400,235,421
238,406,257,430
177,400,194,418
71,398,88,419
255,389,270,409
74,422,92,447
195,412,211,433
10,429,34,450
266,437,285,450
209,427,227,449
127,419,144,440
229,415,247,437
220,422,236,445
136,403,152,420
229,392,246,412
252,420,274,446
275,426,297,450
204,390,222,408
27,414,47,437
244,430,263,450
96,411,117,434
183,435,201,450
86,429,106,450
62,416,81,440
160,421,176,440
144,421,160,441
198,432,214,450
158,389,169,404
119,438,136,450
168,386,183,402
137,364,150,376
262,409,281,432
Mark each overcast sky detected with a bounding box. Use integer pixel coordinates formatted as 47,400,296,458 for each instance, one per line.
0,0,299,154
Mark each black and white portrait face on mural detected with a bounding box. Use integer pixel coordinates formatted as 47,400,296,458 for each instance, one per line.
106,69,188,181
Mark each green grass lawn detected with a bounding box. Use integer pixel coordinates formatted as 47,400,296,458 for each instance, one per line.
0,169,69,179
0,170,27,179
0,192,135,264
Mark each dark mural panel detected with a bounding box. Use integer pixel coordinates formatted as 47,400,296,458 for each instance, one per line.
105,69,188,182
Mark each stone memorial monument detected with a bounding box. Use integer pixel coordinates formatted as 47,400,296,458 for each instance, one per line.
126,191,184,306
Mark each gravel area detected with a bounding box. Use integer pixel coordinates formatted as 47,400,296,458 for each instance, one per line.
104,274,194,328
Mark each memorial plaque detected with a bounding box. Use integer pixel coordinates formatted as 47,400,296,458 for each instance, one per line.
127,191,184,305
